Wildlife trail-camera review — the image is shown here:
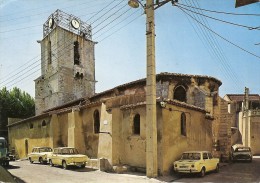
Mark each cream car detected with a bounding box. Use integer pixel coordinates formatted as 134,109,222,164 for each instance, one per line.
231,144,252,162
28,147,53,164
173,151,219,177
49,147,88,169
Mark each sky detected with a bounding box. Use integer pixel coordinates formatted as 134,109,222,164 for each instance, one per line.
0,0,259,98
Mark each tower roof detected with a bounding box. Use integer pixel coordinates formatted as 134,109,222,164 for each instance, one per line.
43,9,92,40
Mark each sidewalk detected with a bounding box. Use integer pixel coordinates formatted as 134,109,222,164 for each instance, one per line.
0,166,16,183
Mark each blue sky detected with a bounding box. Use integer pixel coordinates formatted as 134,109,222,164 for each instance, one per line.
0,0,259,97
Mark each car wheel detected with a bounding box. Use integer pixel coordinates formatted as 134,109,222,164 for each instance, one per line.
200,167,206,177
215,164,219,173
39,157,43,164
49,160,54,167
62,161,67,169
80,163,86,168
29,158,33,164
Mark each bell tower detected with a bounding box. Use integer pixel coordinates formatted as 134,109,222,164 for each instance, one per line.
35,9,95,115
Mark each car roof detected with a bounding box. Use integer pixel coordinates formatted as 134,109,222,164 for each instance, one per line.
53,147,76,149
182,151,210,153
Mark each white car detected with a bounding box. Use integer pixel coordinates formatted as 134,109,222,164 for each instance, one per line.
28,147,53,164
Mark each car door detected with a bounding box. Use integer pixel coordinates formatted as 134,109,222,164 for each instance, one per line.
207,152,215,171
31,148,37,162
51,149,58,165
202,152,211,172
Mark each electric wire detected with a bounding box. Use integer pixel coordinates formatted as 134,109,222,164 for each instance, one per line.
187,0,243,88
181,0,233,87
94,8,141,40
93,7,132,36
176,4,260,30
2,1,137,89
177,5,260,60
98,12,142,43
176,2,260,16
1,0,125,85
90,0,125,25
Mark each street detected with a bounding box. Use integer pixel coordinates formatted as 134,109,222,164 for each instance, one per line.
4,156,260,183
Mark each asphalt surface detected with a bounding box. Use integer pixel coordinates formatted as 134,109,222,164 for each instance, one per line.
0,165,16,183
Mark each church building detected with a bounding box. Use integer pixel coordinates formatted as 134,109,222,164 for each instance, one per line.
8,10,225,175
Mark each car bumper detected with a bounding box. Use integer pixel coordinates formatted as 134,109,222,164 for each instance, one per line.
67,162,86,166
174,168,200,173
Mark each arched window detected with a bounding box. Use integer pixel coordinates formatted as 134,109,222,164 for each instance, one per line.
174,86,187,102
29,123,33,129
93,110,100,134
74,41,80,65
133,114,140,135
42,120,46,127
48,41,52,64
181,113,186,136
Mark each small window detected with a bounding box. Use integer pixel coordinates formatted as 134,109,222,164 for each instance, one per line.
93,110,100,134
203,153,208,160
208,153,213,159
74,41,80,65
48,41,52,64
181,113,186,136
42,120,46,127
133,114,140,135
29,123,33,129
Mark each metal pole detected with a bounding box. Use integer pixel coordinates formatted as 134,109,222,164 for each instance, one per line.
145,0,157,178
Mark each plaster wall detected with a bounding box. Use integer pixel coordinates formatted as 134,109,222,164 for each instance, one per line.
161,104,212,175
251,115,260,154
8,117,52,159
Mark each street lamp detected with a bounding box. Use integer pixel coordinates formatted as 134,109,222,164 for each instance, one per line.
128,0,173,178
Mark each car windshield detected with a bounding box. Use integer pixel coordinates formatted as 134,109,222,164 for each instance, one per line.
61,148,79,155
236,148,250,152
39,147,52,152
181,153,201,160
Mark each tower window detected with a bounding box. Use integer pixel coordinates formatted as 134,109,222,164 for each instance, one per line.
48,41,52,64
133,114,140,135
29,123,33,129
174,86,187,102
42,120,46,127
181,113,186,136
93,110,100,134
74,41,80,65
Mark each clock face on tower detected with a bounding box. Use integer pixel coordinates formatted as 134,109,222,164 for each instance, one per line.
71,19,80,29
48,18,54,29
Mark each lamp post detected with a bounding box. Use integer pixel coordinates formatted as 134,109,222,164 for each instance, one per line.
128,0,172,178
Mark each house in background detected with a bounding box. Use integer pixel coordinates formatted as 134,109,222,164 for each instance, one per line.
223,89,260,155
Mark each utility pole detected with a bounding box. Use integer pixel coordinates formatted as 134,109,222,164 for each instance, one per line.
244,87,249,147
128,0,172,178
145,0,157,178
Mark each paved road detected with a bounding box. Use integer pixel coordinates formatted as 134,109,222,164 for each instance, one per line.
172,156,260,183
5,156,260,183
6,160,161,183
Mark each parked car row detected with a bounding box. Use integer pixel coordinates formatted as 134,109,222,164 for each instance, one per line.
173,146,253,177
28,147,88,169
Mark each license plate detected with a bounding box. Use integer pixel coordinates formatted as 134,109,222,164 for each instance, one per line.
180,166,188,168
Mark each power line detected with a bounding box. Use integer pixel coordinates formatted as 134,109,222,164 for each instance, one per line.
177,5,260,60
2,1,133,89
95,9,142,40
176,2,260,16
176,4,260,30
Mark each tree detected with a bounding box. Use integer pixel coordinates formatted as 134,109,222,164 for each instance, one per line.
0,87,35,138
